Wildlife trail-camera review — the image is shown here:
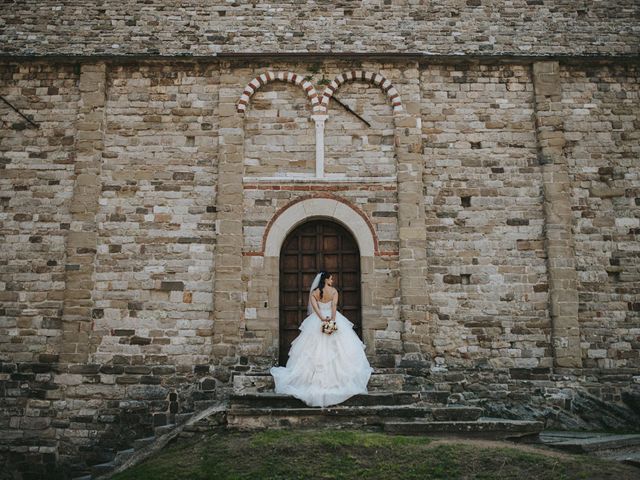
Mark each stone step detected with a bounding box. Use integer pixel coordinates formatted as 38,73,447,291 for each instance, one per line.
227,405,434,430
364,373,408,391
154,423,176,436
194,400,220,411
230,391,422,409
620,453,640,468
421,390,453,405
233,374,272,394
132,436,156,451
232,372,412,394
112,448,135,467
183,411,228,433
432,406,483,421
175,412,193,425
238,366,424,375
384,418,544,440
91,461,115,476
540,432,640,453
539,431,620,443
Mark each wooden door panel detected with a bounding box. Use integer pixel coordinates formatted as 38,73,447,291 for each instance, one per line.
342,272,358,286
323,254,339,271
283,311,299,329
285,236,298,250
282,255,298,270
342,291,359,308
301,273,316,290
283,331,299,351
281,292,299,307
279,219,362,365
301,254,317,270
323,235,339,250
282,273,298,289
301,236,317,251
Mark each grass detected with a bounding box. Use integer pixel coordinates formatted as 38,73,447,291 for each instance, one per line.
112,428,639,480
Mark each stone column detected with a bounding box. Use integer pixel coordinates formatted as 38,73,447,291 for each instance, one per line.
311,114,327,178
532,61,582,369
60,63,107,364
212,66,245,368
394,66,431,368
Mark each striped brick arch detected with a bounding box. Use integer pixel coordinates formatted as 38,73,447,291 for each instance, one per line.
236,70,403,115
319,71,403,113
236,71,322,113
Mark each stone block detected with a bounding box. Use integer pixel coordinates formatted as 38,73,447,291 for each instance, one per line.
127,385,169,400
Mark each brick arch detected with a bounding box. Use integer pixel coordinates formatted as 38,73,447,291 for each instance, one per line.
319,71,403,114
236,71,322,113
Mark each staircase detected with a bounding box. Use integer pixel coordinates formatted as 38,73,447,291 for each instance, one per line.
78,368,542,479
85,405,227,480
539,431,640,468
227,370,543,440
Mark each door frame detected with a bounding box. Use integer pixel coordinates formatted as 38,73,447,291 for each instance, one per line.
257,196,382,365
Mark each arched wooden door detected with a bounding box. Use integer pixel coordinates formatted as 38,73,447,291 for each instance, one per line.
278,219,362,366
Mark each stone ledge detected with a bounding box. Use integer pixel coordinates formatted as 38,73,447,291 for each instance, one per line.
1,53,639,64
384,419,544,439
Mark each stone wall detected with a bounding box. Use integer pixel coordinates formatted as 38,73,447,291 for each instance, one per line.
0,62,223,478
93,63,218,366
324,76,396,178
1,57,639,477
1,1,639,56
243,80,315,177
0,63,79,364
421,63,550,369
562,64,640,369
0,63,80,478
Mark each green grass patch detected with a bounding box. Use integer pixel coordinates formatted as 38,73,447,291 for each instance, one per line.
112,428,639,480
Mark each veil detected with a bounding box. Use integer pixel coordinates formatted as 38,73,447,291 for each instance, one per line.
307,272,323,315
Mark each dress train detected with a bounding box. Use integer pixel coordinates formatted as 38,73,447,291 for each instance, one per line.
270,301,374,407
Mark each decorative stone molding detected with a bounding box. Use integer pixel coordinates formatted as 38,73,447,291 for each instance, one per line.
262,196,377,257
236,71,321,113
319,71,403,114
237,70,403,179
251,195,382,358
236,70,402,116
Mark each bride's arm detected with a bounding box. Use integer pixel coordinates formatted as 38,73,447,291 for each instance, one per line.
310,292,326,320
330,290,338,321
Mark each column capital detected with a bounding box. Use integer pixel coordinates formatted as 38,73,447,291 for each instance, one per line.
310,114,328,125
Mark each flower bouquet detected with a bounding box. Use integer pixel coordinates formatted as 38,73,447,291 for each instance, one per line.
322,319,338,335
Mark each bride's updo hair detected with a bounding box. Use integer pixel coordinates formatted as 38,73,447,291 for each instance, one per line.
315,271,332,300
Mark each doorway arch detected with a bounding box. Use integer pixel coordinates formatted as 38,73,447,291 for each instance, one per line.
278,219,362,366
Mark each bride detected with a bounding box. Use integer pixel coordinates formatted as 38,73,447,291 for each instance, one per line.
270,271,374,408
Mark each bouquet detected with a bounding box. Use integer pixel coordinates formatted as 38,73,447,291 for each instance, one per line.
322,319,338,335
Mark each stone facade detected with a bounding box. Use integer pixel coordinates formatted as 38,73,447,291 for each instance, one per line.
1,1,639,56
1,2,639,478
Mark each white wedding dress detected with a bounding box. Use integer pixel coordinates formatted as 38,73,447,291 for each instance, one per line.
270,300,374,408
